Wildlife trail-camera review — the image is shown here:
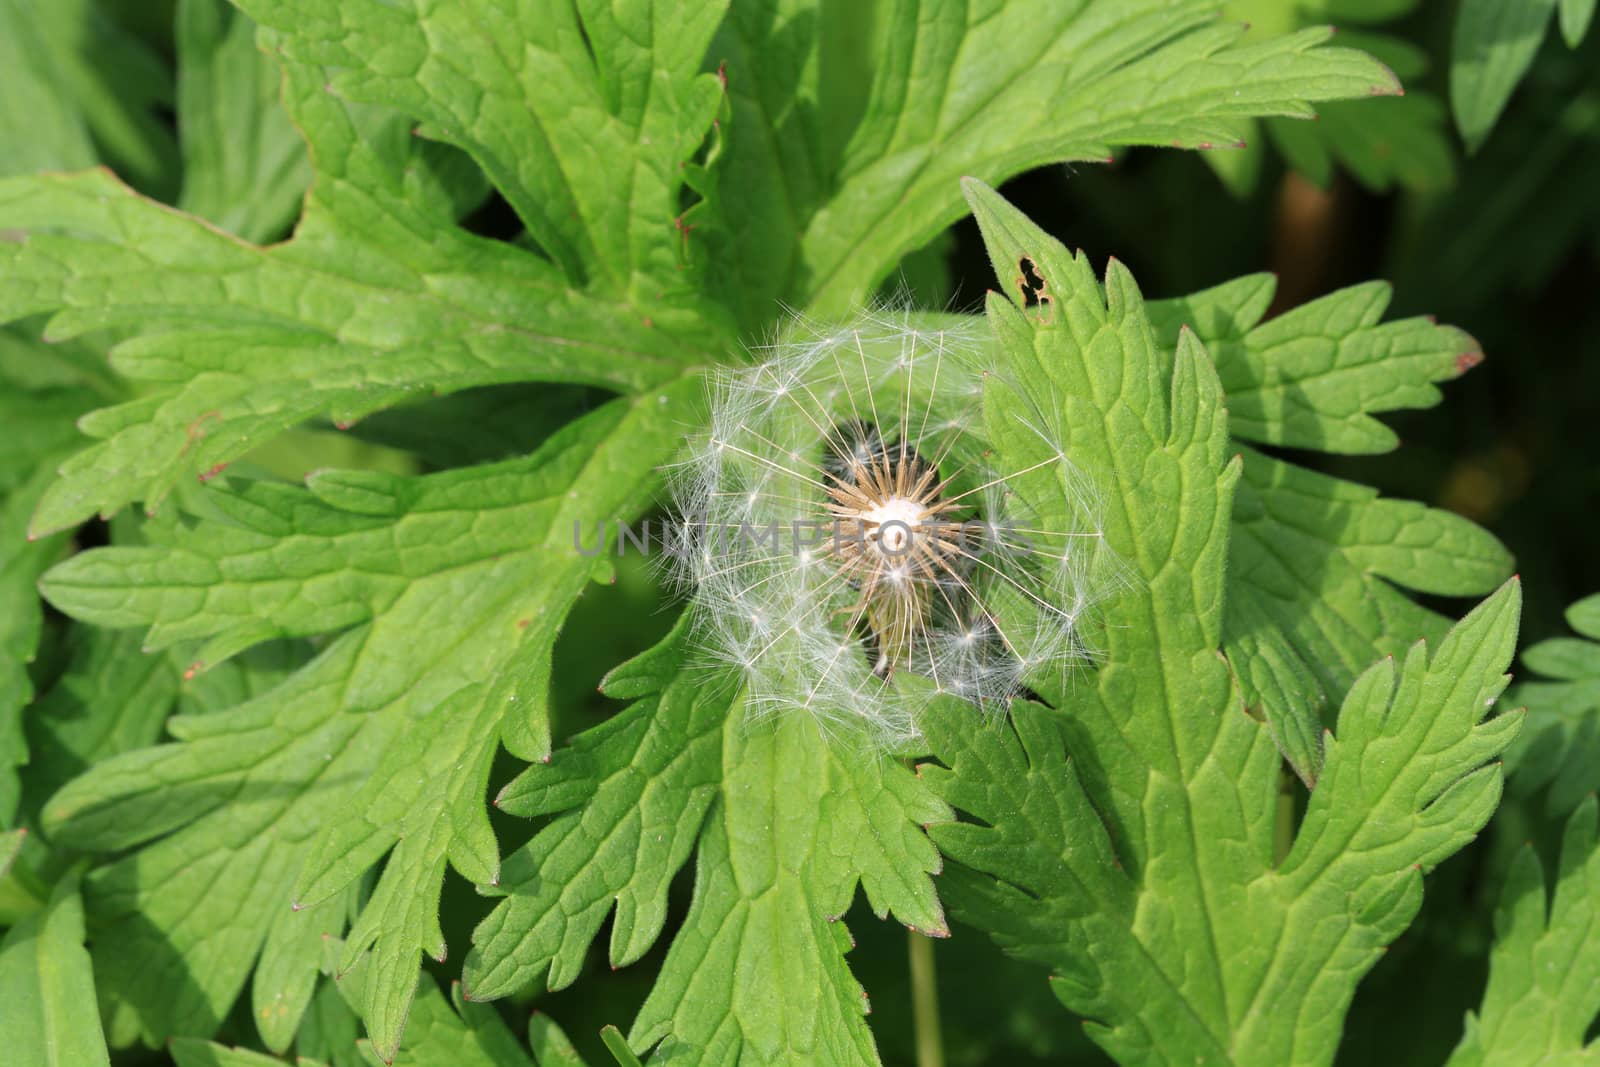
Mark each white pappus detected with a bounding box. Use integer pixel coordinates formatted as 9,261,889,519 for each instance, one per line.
668,306,1118,746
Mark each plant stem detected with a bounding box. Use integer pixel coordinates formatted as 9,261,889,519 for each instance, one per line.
909,929,945,1067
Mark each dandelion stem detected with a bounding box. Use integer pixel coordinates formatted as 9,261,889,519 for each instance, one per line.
909,929,946,1067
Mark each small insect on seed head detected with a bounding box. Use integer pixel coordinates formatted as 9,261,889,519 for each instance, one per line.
670,306,1113,746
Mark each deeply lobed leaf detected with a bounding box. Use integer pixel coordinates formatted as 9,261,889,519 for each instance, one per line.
1448,796,1600,1066
1504,593,1600,815
0,873,112,1067
40,382,696,1058
920,182,1523,1065
464,625,950,1067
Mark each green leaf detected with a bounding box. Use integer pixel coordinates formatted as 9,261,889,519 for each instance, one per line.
789,9,1401,316
1147,273,1483,455
466,626,950,1066
254,883,355,1055
0,0,177,186
296,980,365,1067
175,0,312,243
0,49,723,536
170,1038,323,1067
1560,0,1598,45
0,828,23,880
22,515,249,828
19,626,180,819
1452,0,1559,152
33,637,316,1053
921,182,1523,1064
531,1013,594,1067
0,329,103,826
234,0,729,296
1224,620,1329,788
0,2,97,177
1270,90,1454,194
1447,796,1600,1066
1146,272,1512,782
0,389,99,494
0,872,112,1067
1216,18,1454,196
600,1026,642,1067
699,1,1402,326
1227,447,1511,714
40,382,695,1058
341,967,535,1067
0,469,73,826
464,620,728,999
1504,593,1600,816
629,712,945,1066
0,323,123,400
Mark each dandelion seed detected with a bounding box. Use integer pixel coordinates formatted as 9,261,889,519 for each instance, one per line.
669,306,1118,745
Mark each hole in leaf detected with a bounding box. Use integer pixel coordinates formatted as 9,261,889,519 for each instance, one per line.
1018,256,1048,308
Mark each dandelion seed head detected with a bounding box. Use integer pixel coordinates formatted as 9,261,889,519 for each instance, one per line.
670,305,1118,746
